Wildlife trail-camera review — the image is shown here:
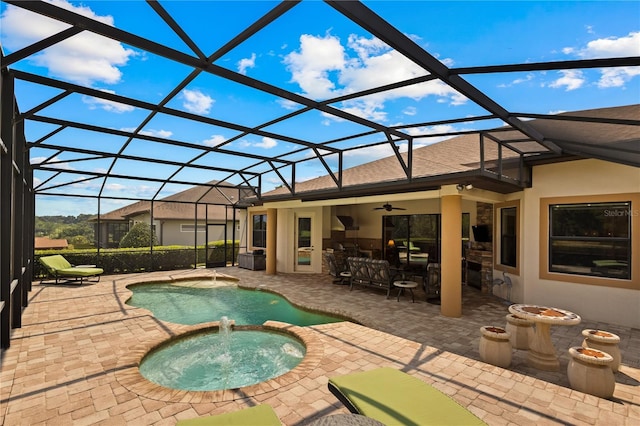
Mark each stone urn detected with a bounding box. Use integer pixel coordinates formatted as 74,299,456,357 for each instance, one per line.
479,326,512,368
582,329,621,372
505,313,534,350
567,347,615,399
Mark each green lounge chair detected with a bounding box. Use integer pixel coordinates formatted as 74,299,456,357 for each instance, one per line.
328,367,487,425
176,404,281,425
39,254,104,285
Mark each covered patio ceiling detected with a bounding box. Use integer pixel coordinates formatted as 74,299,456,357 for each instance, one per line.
2,0,639,208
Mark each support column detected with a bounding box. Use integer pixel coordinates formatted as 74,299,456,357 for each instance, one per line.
266,208,277,275
441,194,462,317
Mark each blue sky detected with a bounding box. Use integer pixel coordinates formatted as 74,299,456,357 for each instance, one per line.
1,0,639,216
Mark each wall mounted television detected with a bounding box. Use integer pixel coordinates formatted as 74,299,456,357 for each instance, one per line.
472,225,492,242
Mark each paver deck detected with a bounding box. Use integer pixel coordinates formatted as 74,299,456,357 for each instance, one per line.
1,268,639,425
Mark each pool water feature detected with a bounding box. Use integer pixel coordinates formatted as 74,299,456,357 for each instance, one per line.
139,321,306,391
126,281,345,326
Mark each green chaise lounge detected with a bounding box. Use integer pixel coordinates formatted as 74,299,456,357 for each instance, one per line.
328,367,487,425
176,404,281,425
39,254,103,284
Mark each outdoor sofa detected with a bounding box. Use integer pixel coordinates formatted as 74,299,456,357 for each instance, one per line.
346,257,401,298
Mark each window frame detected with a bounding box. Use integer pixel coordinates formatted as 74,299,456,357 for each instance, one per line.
494,200,520,275
252,212,267,249
540,193,639,290
180,224,206,233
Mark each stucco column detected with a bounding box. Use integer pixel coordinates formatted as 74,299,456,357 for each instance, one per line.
266,208,277,275
440,194,462,317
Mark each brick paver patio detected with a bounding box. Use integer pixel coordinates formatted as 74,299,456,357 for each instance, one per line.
1,268,639,425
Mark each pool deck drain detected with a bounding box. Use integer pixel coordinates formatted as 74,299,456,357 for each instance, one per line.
1,267,639,425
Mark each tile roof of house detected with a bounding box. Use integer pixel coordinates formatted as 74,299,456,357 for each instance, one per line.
35,237,69,250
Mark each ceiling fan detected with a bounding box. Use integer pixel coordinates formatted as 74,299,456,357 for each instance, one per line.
374,203,406,212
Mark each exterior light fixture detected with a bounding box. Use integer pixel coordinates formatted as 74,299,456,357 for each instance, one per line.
456,183,474,191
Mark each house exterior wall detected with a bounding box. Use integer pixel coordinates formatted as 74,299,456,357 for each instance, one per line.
522,159,640,328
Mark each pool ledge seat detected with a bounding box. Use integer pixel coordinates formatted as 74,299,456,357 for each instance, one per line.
176,404,281,426
328,367,487,425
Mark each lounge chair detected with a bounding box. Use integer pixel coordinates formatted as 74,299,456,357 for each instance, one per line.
176,404,281,425
39,254,104,285
328,367,487,425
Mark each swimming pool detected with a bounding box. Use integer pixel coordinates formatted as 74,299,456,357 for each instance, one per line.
126,281,346,326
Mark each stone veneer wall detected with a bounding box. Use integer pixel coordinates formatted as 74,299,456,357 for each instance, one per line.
467,201,494,292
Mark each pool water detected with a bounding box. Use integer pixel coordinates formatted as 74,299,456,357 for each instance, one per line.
126,282,345,326
139,328,306,391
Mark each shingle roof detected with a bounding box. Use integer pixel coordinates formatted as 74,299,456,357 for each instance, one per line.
95,182,239,221
263,105,639,198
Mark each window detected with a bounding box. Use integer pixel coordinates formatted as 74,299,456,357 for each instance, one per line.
107,222,129,247
252,214,267,248
541,194,638,290
180,224,206,232
550,202,631,279
494,200,519,274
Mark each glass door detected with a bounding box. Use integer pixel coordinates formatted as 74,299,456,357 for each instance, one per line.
295,214,313,272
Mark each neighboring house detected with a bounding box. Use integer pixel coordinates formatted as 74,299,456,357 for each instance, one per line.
35,237,69,250
92,182,244,248
248,105,640,328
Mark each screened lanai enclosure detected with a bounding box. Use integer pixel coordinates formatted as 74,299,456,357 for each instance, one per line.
1,0,639,349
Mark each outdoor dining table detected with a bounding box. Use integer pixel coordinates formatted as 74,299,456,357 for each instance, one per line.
509,304,581,371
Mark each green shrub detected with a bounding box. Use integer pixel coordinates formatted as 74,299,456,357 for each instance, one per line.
34,240,240,277
119,223,159,248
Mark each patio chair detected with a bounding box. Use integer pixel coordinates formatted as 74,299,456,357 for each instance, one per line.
328,367,487,425
176,404,281,425
323,251,350,285
39,254,104,285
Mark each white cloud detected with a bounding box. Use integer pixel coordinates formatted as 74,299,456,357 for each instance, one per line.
575,31,640,59
182,89,214,114
255,137,278,149
498,74,535,88
237,53,256,75
120,127,173,138
0,0,135,86
283,33,464,122
597,67,640,88
403,106,417,116
30,155,74,170
548,70,585,91
83,89,134,113
283,33,346,99
203,135,227,147
238,137,278,149
563,31,640,88
141,129,172,138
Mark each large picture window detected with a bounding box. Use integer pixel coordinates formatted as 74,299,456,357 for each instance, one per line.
252,214,267,248
541,194,638,290
549,201,631,279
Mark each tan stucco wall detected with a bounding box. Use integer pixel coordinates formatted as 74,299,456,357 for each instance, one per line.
522,159,640,328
